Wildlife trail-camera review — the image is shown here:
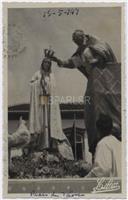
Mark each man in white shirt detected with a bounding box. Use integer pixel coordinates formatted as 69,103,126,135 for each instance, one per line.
86,114,121,177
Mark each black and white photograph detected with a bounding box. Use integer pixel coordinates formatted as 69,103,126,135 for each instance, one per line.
3,2,126,198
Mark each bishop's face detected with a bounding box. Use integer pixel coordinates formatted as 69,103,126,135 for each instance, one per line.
72,34,85,46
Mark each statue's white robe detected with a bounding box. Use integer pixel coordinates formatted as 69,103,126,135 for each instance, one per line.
29,70,74,160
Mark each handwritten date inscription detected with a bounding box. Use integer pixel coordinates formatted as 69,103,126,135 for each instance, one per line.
42,8,79,18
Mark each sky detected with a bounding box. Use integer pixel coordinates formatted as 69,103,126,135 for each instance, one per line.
7,6,121,106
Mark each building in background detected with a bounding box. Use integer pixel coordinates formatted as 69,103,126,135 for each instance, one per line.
8,103,89,161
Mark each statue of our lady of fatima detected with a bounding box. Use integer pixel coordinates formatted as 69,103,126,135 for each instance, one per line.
29,53,74,160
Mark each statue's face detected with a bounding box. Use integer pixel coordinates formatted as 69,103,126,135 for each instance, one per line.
42,59,51,72
72,33,85,46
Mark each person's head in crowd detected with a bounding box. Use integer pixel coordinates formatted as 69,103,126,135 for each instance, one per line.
41,57,51,73
96,114,113,140
112,123,121,141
